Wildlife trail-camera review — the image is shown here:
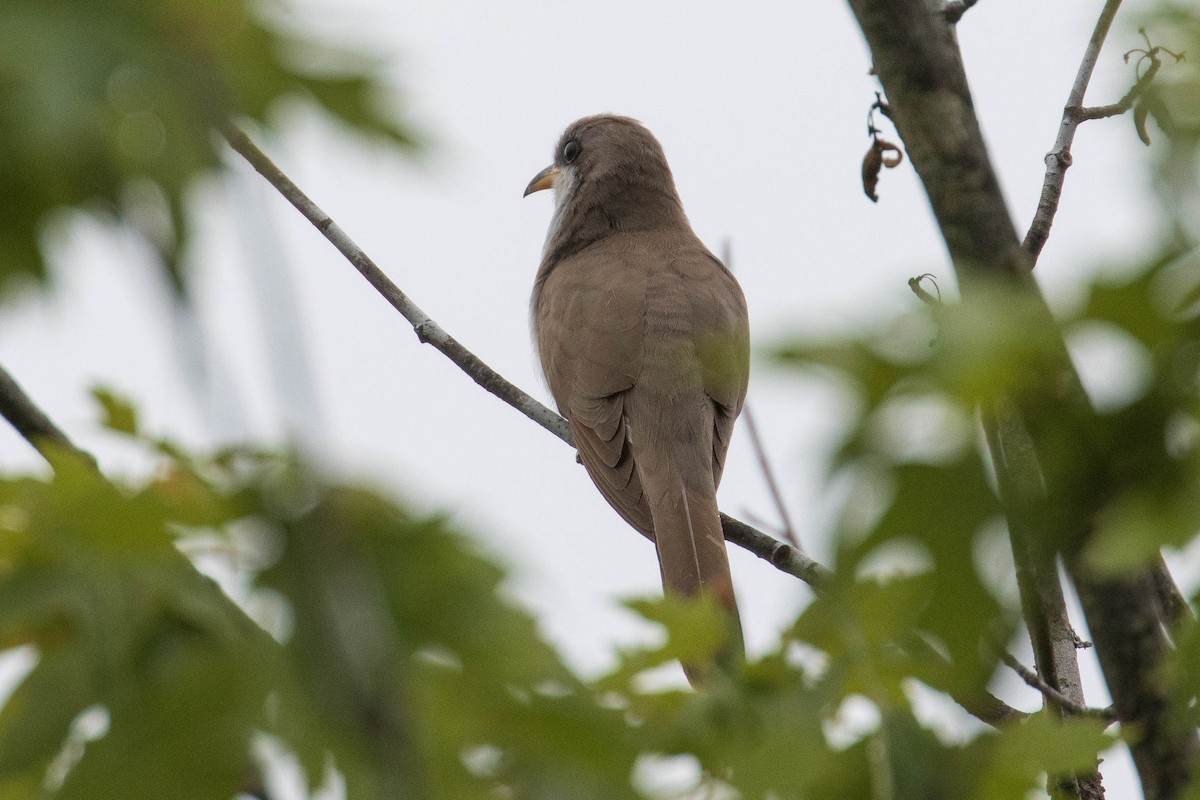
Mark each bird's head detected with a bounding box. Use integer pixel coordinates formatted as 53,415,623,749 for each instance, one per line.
525,115,686,255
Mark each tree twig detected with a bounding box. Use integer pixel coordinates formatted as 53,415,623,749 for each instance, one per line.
720,513,831,589
983,403,1101,800
740,406,803,552
1023,0,1123,262
982,403,1090,713
718,240,803,553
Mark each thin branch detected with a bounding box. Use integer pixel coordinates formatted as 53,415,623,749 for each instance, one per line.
996,648,1117,722
222,123,833,595
0,364,95,466
720,513,831,590
1023,0,1124,262
741,407,802,551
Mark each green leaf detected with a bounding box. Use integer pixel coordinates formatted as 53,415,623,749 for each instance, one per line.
90,386,139,436
614,594,733,677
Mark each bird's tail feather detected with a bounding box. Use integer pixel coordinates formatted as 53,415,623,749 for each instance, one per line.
647,471,744,685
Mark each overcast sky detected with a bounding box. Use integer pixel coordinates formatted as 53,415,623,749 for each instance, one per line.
1,1,1193,795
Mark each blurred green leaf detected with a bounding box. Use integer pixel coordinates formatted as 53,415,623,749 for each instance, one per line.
0,0,419,297
0,645,94,778
598,595,734,690
90,386,139,436
970,712,1111,800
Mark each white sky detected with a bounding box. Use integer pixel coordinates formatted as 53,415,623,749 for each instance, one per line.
1,1,1193,796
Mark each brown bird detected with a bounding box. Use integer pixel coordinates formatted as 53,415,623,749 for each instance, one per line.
524,115,750,683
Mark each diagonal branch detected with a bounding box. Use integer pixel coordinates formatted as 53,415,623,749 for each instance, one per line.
1023,0,1123,262
983,401,1091,717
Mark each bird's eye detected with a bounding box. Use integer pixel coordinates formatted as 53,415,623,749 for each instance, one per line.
562,140,581,163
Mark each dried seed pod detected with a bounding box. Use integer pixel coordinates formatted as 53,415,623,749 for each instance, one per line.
1133,99,1152,146
862,142,884,202
861,139,904,202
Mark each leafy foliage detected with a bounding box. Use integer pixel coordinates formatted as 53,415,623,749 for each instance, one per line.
0,0,417,296
0,389,1122,799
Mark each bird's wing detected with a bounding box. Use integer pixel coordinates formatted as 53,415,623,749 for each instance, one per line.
683,251,750,488
534,244,655,539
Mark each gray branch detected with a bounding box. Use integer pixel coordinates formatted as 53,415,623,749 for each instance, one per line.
222,124,573,448
1023,0,1123,262
741,404,803,552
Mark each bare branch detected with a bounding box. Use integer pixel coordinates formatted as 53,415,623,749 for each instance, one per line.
740,406,803,552
983,404,1103,799
1023,0,1123,262
719,241,803,553
982,404,1089,705
720,513,831,589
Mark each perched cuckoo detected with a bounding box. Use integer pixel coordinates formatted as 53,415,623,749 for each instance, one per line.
524,115,750,683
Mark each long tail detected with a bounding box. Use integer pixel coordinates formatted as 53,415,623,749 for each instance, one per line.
642,460,744,685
